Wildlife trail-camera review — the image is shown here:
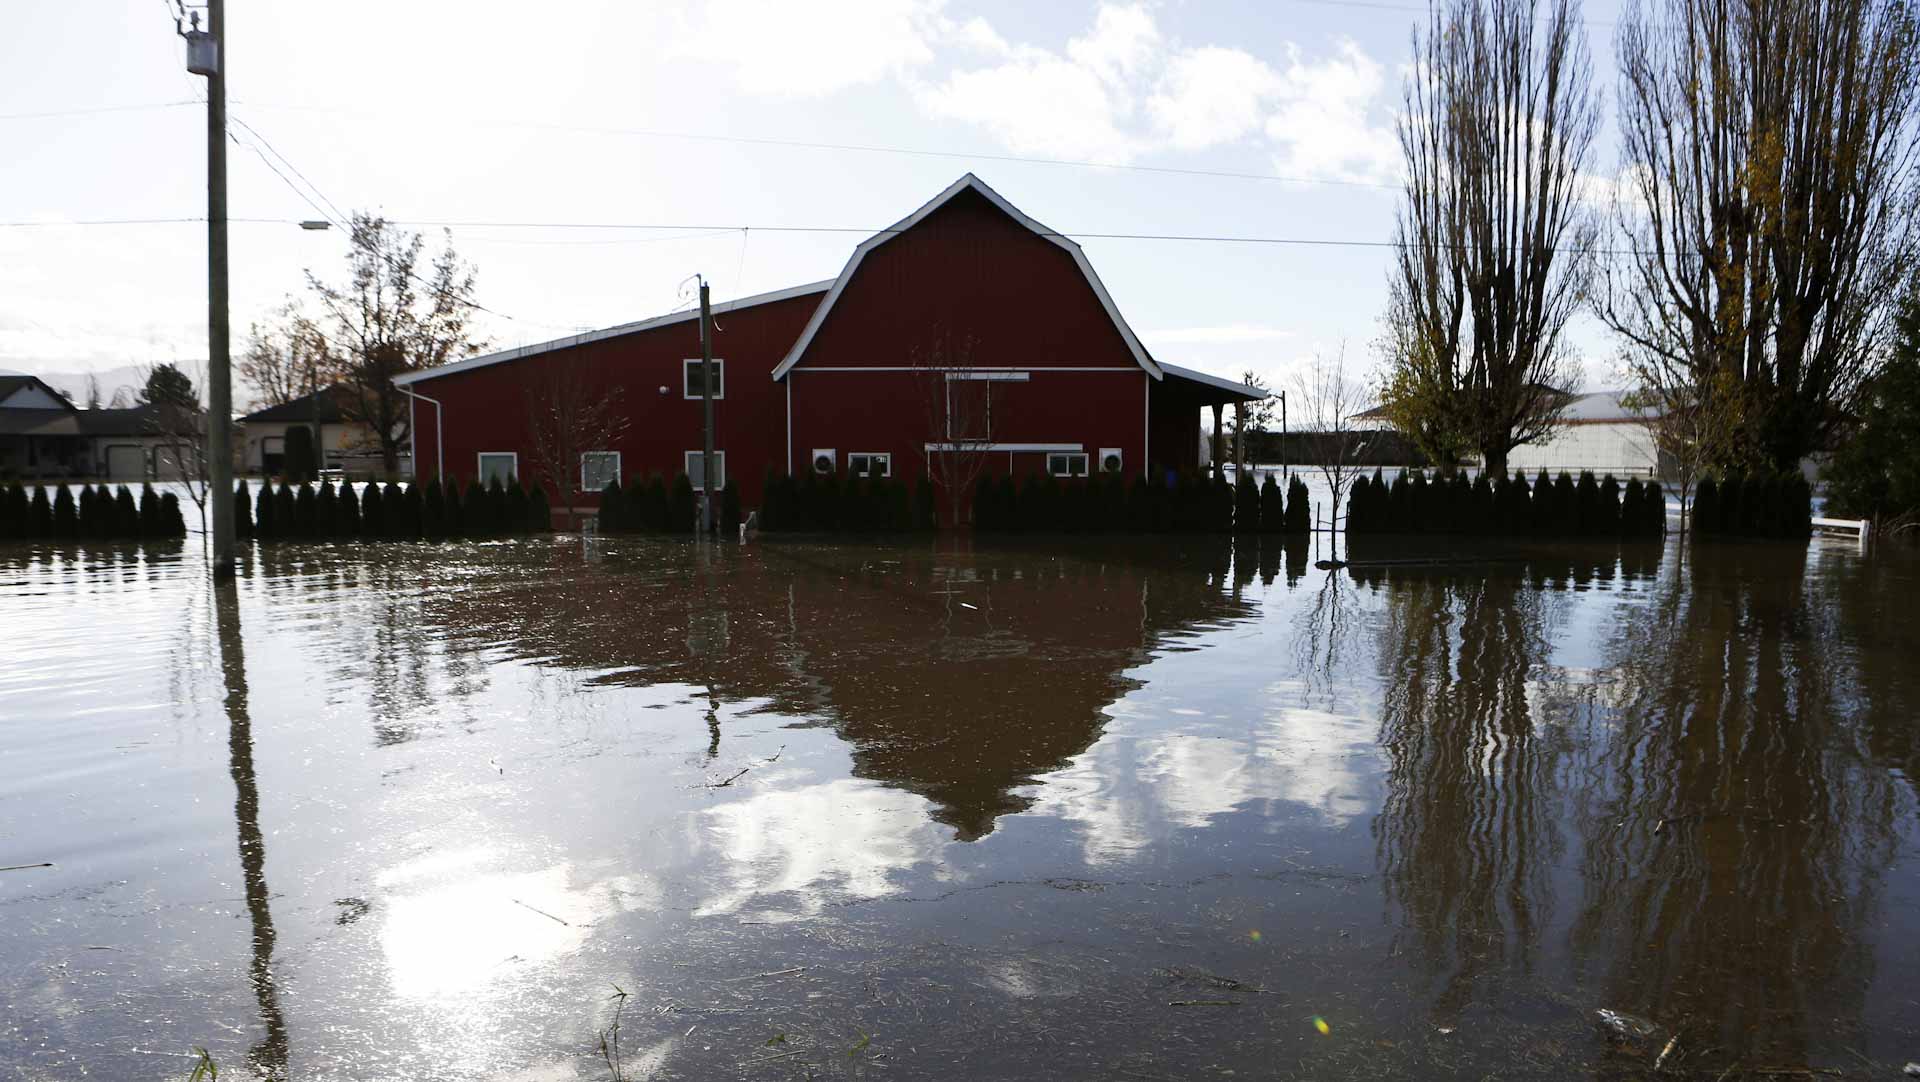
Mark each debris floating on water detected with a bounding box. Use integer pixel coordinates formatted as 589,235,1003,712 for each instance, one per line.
1596,1008,1660,1040
1654,1033,1680,1071
1903,1063,1919,1078
1313,1016,1331,1035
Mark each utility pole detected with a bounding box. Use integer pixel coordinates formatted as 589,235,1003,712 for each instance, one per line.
183,1,234,579
698,278,716,536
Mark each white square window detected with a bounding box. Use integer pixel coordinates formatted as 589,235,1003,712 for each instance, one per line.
580,451,621,492
684,450,727,490
847,452,892,478
477,452,518,485
1047,452,1090,478
683,358,725,400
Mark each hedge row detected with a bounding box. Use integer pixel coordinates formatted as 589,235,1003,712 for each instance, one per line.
1691,473,1812,539
0,482,185,541
594,474,734,535
973,470,1312,534
239,476,550,542
759,469,937,533
1347,469,1667,538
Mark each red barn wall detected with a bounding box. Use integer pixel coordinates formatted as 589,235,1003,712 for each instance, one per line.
786,186,1153,483
797,188,1140,371
410,289,822,509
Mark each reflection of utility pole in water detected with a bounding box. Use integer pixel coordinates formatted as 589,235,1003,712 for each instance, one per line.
214,584,289,1079
687,540,729,758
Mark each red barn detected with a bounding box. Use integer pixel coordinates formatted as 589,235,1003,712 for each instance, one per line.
394,175,1263,520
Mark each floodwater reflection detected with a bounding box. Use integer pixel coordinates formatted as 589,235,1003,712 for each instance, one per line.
2,533,1917,1080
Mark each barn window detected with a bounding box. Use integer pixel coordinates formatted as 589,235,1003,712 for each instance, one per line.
848,452,892,478
1047,452,1090,478
477,452,518,485
580,451,621,492
684,450,727,490
683,358,725,400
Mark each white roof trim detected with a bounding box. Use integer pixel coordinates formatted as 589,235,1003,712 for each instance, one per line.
1157,361,1268,400
393,279,834,386
771,173,1162,381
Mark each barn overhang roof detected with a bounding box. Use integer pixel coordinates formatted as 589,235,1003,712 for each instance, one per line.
1156,362,1268,406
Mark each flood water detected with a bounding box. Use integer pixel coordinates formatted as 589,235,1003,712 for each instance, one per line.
3,525,1917,1080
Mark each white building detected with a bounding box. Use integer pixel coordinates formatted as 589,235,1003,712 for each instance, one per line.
1506,391,1662,477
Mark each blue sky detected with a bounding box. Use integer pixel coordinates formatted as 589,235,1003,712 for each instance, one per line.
1,0,1630,405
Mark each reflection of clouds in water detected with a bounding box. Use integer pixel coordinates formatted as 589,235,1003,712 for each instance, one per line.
1031,696,1374,864
375,846,660,1002
696,775,952,919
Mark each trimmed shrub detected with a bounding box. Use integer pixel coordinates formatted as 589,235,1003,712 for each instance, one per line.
1285,475,1311,533
273,482,296,537
720,480,742,536
421,477,446,538
52,485,77,538
505,479,528,532
1259,473,1284,534
1552,472,1577,535
1235,472,1260,533
315,481,338,537
336,479,361,537
362,481,388,536
529,484,552,531
1692,476,1718,537
33,485,56,536
115,486,139,538
1643,481,1667,536
669,473,696,532
160,492,185,536
283,426,318,483
234,480,253,539
136,485,160,537
599,479,626,532
295,482,318,537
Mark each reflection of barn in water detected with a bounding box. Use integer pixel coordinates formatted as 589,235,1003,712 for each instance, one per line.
421,539,1262,840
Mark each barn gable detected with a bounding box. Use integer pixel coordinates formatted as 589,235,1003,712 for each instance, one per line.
772,174,1161,380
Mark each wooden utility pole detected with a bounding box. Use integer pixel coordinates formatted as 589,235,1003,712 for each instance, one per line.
203,0,235,578
698,279,716,535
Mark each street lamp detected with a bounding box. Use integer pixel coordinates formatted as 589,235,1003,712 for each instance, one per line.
298,220,331,231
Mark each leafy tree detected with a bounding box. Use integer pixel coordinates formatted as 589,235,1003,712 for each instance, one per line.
139,363,198,410
1823,288,1920,534
309,214,485,476
239,297,326,410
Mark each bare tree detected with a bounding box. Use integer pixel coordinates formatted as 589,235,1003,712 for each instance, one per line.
1384,0,1599,476
309,213,485,477
1294,346,1369,531
1621,372,1747,535
239,298,327,411
523,357,629,531
141,360,215,538
1598,0,1920,472
913,331,994,529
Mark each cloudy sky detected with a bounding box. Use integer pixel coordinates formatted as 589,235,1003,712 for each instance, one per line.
3,0,1629,403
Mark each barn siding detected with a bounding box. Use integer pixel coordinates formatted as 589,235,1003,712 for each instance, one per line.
411,290,822,508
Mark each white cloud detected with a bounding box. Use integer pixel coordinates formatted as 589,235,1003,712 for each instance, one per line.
1148,47,1286,150
1263,42,1401,184
660,0,948,98
915,5,1397,180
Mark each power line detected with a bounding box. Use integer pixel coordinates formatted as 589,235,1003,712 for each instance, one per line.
228,113,350,224
238,103,1402,192
0,214,1652,256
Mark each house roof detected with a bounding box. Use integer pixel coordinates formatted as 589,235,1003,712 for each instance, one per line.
240,386,350,423
1157,362,1267,402
770,173,1161,381
391,279,835,387
74,404,166,436
0,374,76,412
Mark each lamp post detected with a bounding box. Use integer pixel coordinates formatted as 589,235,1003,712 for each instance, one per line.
181,3,233,579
